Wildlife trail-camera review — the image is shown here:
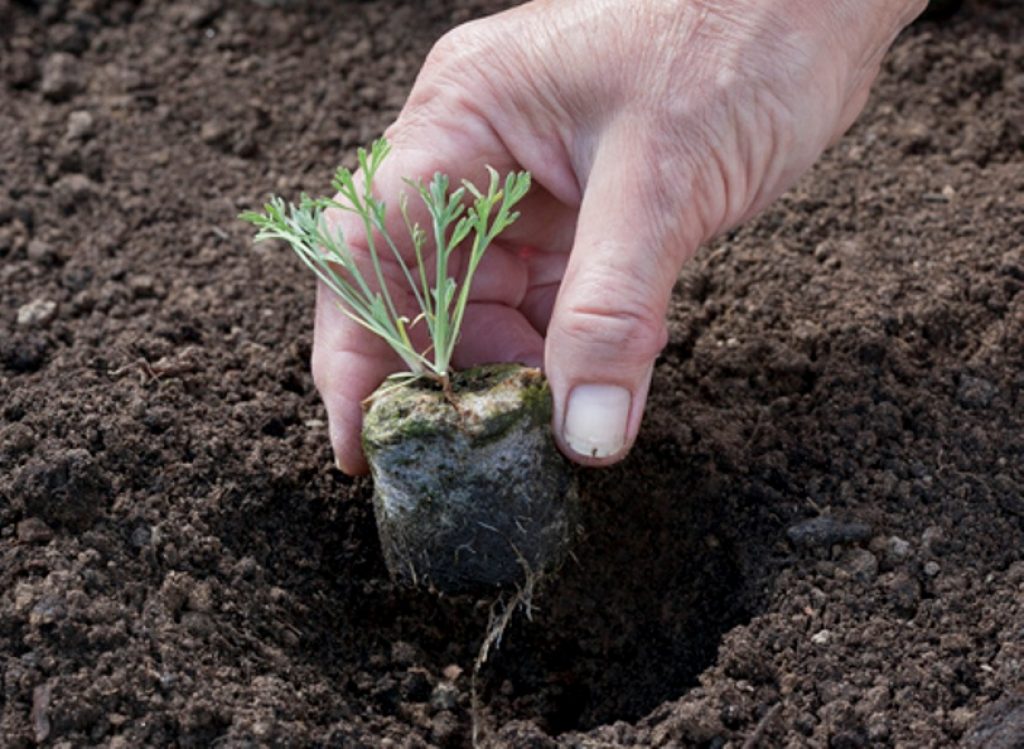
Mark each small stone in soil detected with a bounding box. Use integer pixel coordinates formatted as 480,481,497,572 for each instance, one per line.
40,52,82,101
130,525,152,547
839,548,879,584
921,525,947,555
17,518,54,545
441,664,462,682
29,595,66,627
17,299,58,328
128,274,159,298
950,707,976,735
787,516,872,548
883,535,912,565
54,174,99,210
200,119,230,146
26,239,57,265
956,375,998,408
31,682,52,743
65,110,96,141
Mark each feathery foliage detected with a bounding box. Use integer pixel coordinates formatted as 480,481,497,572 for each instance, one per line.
241,139,530,383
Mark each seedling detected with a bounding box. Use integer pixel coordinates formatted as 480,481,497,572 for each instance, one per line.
240,138,530,387
241,140,577,596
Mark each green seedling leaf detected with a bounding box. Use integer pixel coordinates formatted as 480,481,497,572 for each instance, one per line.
240,138,531,385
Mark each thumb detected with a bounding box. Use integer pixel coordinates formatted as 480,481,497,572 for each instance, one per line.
545,127,696,465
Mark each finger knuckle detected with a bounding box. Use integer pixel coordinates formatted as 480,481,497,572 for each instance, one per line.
401,20,502,135
560,268,668,361
422,21,488,78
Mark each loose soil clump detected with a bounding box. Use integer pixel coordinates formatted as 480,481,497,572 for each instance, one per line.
1,0,1022,746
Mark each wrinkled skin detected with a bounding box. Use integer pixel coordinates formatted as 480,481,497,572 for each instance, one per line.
313,0,927,475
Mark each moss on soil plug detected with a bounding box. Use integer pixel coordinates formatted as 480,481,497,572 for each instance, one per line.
362,364,580,593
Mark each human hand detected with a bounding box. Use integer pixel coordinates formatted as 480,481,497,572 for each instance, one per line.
314,0,926,475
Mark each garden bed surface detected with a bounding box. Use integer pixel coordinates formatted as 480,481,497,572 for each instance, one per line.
1,0,1022,746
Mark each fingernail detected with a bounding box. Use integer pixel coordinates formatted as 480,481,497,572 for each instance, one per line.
563,384,631,459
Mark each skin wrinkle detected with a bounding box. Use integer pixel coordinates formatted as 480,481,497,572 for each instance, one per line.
555,0,633,112
501,6,587,121
391,31,519,187
634,131,703,264
500,0,655,182
464,6,588,204
700,133,737,242
740,87,789,227
607,9,721,256
627,10,762,247
644,89,736,248
583,117,700,277
558,307,668,375
635,6,712,112
406,20,494,109
667,10,840,137
822,0,929,99
532,3,619,182
615,3,668,107
641,5,848,241
576,0,913,266
558,240,673,361
739,73,822,223
386,108,499,189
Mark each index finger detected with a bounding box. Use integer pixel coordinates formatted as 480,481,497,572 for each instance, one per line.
312,280,405,475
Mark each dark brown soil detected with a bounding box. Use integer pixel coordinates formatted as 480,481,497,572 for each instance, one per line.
1,0,1021,746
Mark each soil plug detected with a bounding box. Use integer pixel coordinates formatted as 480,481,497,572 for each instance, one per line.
363,364,579,592
243,139,580,592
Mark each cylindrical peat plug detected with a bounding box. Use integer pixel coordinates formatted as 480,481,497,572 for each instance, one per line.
362,364,580,593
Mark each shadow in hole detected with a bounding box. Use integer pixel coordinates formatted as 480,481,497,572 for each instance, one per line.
211,426,762,737
473,434,753,733
212,470,500,698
